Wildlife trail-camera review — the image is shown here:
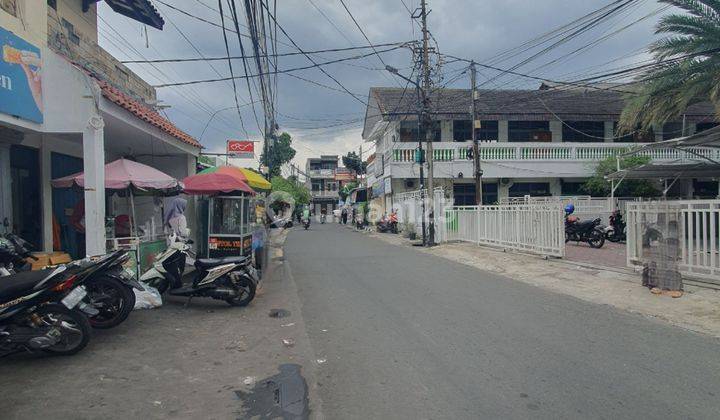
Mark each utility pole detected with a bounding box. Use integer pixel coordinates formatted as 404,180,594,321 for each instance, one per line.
416,72,427,246
358,144,363,185
419,0,435,245
470,61,483,205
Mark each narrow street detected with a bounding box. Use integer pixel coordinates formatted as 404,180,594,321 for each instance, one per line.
286,223,720,419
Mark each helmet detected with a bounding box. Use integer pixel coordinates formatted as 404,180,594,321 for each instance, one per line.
564,203,575,214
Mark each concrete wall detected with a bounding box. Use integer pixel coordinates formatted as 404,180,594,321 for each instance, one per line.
47,0,156,102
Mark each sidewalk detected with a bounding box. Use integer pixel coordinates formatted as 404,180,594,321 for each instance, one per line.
368,230,720,338
0,228,321,420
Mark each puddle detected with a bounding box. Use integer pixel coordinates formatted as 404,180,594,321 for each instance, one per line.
236,364,309,419
269,308,291,318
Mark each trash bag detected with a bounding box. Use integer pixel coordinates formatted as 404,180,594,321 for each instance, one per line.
134,284,163,309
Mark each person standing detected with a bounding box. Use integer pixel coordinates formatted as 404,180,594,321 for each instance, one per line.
164,197,188,238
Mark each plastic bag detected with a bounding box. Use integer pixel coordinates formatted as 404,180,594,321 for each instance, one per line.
134,284,163,309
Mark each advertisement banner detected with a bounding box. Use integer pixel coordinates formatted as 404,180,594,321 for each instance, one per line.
227,140,254,158
208,234,253,258
0,26,42,123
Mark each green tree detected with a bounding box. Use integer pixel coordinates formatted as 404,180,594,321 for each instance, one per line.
271,176,311,205
339,181,358,201
342,151,367,175
619,0,720,133
260,132,296,178
582,155,659,197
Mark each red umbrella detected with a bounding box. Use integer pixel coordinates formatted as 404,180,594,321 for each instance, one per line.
182,170,255,195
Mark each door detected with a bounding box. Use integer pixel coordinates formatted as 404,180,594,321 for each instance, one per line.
51,152,84,258
10,145,41,248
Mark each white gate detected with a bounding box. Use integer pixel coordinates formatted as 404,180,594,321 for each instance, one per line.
501,195,614,223
395,188,449,240
444,204,565,257
627,200,720,284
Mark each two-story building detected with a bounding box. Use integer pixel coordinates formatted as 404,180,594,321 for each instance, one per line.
0,0,201,257
362,86,718,209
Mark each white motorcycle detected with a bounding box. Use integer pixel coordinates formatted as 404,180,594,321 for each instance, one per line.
140,234,259,307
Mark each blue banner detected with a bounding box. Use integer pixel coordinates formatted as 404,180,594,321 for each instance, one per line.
0,26,42,123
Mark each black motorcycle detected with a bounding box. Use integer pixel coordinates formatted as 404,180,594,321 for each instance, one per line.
0,234,139,330
0,259,105,356
140,235,259,307
565,216,605,248
303,218,310,230
605,210,626,243
0,233,37,273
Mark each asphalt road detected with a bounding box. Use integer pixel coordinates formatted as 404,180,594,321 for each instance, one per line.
285,223,720,419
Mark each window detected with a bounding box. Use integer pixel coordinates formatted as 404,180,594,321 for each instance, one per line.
509,182,551,197
476,121,499,141
47,0,57,10
696,122,719,133
482,183,498,205
561,181,586,196
508,121,550,142
311,182,321,191
661,122,684,140
399,121,419,142
61,18,80,45
562,121,605,142
453,183,475,206
453,120,472,142
1,0,18,16
210,197,247,235
693,180,719,199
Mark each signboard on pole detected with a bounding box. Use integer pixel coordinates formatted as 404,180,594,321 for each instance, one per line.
227,140,255,158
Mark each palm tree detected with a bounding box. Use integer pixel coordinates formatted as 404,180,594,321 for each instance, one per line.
619,0,720,133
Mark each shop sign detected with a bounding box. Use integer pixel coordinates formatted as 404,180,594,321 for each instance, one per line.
227,140,254,158
372,181,385,197
208,234,253,258
0,26,42,123
383,177,392,194
334,168,354,182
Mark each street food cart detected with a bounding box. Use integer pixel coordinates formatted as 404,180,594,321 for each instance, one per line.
183,166,271,266
51,158,182,277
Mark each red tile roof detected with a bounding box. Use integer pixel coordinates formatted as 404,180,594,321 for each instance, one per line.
97,80,201,148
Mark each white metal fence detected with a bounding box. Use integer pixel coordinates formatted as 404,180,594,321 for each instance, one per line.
627,200,720,284
395,188,450,240
500,195,614,223
443,203,565,257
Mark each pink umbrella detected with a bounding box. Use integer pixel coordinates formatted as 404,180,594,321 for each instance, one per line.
51,158,181,193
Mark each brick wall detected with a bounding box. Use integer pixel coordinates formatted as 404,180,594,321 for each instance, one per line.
47,7,156,104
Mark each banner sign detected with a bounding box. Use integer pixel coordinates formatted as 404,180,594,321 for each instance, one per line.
0,26,42,123
227,140,254,158
208,234,253,258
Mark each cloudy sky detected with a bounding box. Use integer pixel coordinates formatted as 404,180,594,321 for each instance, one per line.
97,0,669,172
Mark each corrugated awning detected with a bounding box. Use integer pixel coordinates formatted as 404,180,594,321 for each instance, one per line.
607,162,720,180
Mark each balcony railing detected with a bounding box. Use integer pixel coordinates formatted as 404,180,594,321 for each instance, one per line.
388,142,720,163
312,190,340,198
307,169,336,178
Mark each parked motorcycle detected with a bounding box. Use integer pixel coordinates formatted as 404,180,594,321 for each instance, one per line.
0,260,100,356
564,203,605,248
604,210,626,243
0,233,37,274
0,237,140,330
377,211,399,234
140,235,259,307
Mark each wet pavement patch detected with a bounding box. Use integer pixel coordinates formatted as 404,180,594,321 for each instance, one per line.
269,308,291,318
235,364,309,419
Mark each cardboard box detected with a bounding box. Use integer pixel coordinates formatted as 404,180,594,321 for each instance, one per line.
49,252,71,265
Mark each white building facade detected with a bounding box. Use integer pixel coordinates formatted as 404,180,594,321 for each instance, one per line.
0,1,200,257
362,87,719,208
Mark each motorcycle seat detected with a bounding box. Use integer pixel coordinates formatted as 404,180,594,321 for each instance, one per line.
0,269,55,301
576,220,596,229
195,256,249,269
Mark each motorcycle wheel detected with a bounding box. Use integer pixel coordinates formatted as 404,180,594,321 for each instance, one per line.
85,276,135,329
565,232,570,243
147,278,170,295
35,304,91,355
588,230,605,249
225,276,256,307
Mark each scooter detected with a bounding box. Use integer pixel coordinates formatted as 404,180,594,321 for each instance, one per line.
303,218,310,230
140,234,259,307
604,210,626,243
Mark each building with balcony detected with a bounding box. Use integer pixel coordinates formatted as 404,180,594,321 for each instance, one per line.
305,155,340,214
0,1,201,257
362,86,718,209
